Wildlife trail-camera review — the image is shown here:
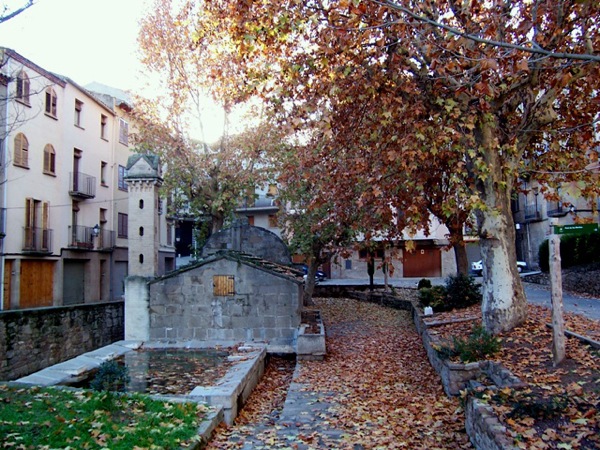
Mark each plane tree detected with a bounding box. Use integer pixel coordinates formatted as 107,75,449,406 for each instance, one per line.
195,0,599,333
135,0,279,232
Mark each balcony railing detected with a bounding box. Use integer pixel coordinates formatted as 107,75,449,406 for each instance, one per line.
236,196,279,212
69,171,96,199
68,225,115,250
547,202,565,218
97,228,115,249
524,204,542,222
22,227,53,253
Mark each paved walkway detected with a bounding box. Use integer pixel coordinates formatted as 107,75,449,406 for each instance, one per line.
208,298,471,449
319,275,600,320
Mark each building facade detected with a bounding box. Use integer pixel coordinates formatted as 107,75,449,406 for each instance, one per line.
0,48,174,309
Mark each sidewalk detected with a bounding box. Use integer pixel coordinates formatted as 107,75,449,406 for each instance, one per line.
319,276,600,320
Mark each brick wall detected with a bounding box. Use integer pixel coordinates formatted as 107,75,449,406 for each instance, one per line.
0,301,124,381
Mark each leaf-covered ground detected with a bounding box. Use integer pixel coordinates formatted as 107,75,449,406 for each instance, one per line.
425,301,600,449
208,297,472,449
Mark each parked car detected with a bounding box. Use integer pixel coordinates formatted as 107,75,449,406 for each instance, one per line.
293,264,327,282
471,260,527,276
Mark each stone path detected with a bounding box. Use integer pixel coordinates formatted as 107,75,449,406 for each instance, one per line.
207,297,472,449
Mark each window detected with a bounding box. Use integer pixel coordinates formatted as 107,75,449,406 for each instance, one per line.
118,165,128,191
119,118,129,145
16,71,30,104
74,99,83,127
100,114,108,139
267,183,278,197
45,88,57,117
43,144,56,175
118,213,128,238
268,214,278,228
213,275,235,296
13,133,28,168
100,161,107,185
99,208,107,224
247,216,255,226
166,223,173,246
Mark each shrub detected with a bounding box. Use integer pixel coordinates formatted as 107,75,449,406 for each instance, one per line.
417,278,432,289
452,325,501,362
90,361,130,392
418,285,447,310
445,273,482,310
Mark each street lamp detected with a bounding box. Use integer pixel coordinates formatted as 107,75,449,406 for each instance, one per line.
92,224,100,237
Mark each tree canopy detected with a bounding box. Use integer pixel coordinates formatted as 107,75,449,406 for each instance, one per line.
146,0,599,333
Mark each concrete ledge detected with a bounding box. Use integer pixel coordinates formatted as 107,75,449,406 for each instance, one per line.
297,310,326,360
189,346,266,425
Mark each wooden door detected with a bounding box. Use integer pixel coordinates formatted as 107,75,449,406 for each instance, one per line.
403,247,442,278
20,260,54,308
3,259,12,310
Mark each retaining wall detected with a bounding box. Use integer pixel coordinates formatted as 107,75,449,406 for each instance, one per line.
0,301,124,381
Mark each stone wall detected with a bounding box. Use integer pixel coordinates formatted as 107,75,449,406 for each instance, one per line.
202,223,292,266
148,258,302,349
0,301,124,381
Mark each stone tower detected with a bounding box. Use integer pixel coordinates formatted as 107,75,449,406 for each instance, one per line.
124,153,162,340
124,154,162,277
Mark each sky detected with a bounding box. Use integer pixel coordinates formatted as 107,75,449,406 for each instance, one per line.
0,0,229,141
0,0,153,89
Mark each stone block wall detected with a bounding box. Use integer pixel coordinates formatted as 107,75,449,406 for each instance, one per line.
0,301,124,381
202,224,292,266
148,258,301,348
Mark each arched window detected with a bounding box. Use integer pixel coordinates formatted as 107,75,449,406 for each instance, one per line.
45,88,57,117
14,133,29,168
139,199,144,209
43,144,56,175
16,71,30,104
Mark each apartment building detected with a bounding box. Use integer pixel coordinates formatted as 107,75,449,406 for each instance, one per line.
513,177,599,270
0,47,174,310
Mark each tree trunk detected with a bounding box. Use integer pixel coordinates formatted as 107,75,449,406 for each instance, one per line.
303,260,318,307
211,215,224,234
476,122,527,334
447,228,469,275
453,241,469,276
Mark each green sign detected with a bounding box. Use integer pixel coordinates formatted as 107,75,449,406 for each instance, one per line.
554,223,599,235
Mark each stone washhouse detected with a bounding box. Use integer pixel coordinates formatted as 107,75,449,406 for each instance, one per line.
124,155,325,357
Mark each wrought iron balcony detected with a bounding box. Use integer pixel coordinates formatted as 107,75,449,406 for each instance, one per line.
22,227,53,253
69,171,96,199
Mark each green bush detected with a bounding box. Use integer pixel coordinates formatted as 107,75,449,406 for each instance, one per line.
90,361,130,392
418,274,482,312
539,233,600,272
417,278,432,289
418,285,447,310
445,273,482,309
452,325,501,362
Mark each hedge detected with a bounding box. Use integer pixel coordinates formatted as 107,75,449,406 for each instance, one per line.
538,232,600,272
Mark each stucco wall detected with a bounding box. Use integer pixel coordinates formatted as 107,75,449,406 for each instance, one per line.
148,258,301,347
0,301,124,381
